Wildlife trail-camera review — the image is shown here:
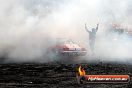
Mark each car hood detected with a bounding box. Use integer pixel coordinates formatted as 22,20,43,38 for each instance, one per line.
64,44,81,49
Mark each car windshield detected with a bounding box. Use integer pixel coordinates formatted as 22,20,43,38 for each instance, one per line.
57,38,75,44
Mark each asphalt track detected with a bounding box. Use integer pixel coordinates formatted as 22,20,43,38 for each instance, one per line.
0,61,132,88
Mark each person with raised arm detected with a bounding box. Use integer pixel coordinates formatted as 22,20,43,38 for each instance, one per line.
85,23,99,52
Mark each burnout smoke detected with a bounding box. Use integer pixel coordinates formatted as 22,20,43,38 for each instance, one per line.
0,0,132,63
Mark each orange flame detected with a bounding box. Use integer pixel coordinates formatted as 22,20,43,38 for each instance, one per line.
78,65,86,76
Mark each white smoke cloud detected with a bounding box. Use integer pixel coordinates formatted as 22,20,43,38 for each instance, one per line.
0,0,132,63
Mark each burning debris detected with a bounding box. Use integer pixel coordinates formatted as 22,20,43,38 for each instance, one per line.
76,65,86,84
78,65,86,76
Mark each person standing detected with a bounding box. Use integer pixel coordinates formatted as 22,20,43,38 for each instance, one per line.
85,23,99,52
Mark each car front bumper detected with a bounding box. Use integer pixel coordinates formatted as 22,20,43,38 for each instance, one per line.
61,51,87,56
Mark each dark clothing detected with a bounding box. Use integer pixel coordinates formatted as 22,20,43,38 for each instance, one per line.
85,24,98,51
88,31,96,40
88,31,97,51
